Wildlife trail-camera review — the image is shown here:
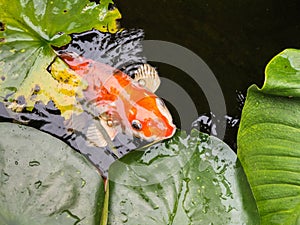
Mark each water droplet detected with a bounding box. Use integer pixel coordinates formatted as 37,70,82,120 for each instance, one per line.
198,162,209,172
120,200,127,206
80,178,86,188
1,172,10,183
120,212,128,223
29,161,40,167
61,210,81,223
34,180,42,189
183,177,190,183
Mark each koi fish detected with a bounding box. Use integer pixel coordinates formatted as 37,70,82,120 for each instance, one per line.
56,52,176,147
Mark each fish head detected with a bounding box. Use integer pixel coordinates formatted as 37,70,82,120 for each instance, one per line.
128,96,176,141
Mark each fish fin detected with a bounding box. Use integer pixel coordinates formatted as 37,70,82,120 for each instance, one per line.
98,118,118,140
86,119,118,147
134,64,161,92
64,112,91,134
86,123,108,147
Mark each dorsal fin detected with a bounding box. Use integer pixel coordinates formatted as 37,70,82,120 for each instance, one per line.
133,64,161,93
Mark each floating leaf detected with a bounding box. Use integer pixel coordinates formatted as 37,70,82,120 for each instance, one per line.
0,122,104,225
238,48,300,224
0,0,121,118
107,129,259,224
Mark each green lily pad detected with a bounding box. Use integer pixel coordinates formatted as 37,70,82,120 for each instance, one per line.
0,122,104,225
107,129,259,225
0,0,121,118
238,49,300,224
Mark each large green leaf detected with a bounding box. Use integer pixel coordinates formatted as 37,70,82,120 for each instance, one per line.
0,0,121,118
0,122,105,225
107,129,259,225
238,49,300,224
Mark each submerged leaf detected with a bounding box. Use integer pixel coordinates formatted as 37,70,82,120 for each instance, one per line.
0,122,104,225
0,0,121,117
107,129,259,225
238,49,300,224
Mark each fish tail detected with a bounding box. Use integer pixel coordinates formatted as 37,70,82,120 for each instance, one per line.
57,29,147,72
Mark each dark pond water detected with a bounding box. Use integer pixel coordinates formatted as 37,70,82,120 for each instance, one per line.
115,0,300,148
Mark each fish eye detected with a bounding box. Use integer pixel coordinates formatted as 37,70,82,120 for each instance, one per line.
131,120,142,130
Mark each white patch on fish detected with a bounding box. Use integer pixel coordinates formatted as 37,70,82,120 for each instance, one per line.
156,98,173,123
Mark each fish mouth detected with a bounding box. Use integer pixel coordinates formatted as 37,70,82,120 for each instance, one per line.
132,123,176,142
166,123,177,138
132,130,157,142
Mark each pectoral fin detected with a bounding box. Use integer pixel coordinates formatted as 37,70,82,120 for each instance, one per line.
65,112,118,148
134,64,161,93
86,119,118,147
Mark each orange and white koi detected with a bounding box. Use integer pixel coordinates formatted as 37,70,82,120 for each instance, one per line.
57,52,176,147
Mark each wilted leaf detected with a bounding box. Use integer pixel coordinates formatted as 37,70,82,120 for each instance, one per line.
0,0,121,118
238,48,300,224
0,122,104,225
107,129,259,225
